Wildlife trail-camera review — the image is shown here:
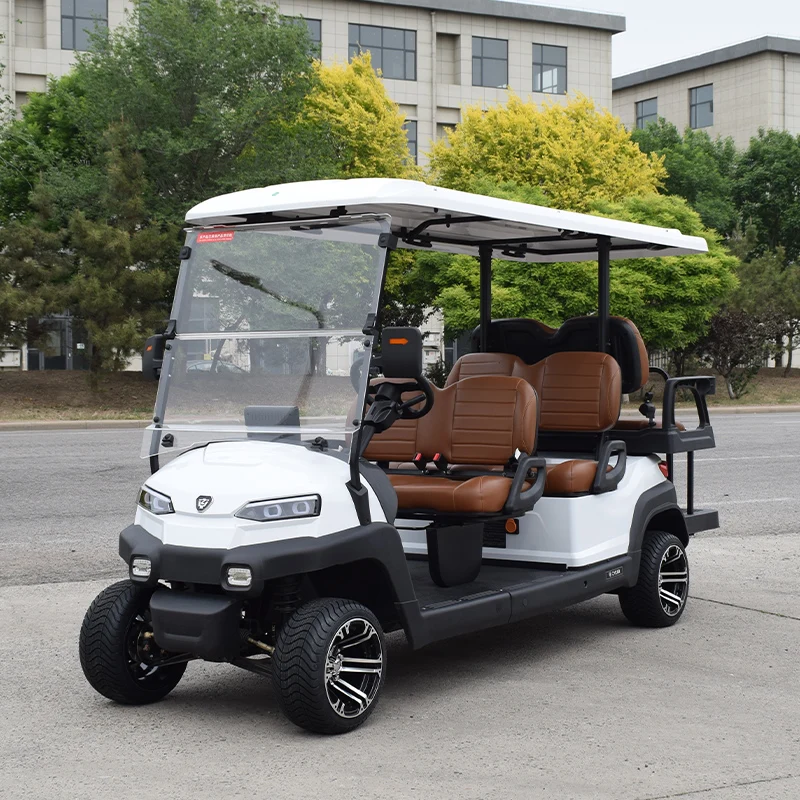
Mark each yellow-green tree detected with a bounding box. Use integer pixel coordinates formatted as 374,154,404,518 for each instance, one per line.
305,53,421,179
428,93,665,212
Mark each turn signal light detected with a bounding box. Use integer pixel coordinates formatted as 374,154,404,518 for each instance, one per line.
658,461,670,479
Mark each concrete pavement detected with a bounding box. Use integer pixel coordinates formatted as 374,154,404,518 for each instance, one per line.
0,414,798,799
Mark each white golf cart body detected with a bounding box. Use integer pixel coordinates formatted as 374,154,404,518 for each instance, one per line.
120,178,717,656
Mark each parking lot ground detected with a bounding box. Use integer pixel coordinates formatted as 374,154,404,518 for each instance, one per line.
1,414,798,799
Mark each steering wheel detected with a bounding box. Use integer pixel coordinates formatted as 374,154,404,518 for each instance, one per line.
369,377,434,420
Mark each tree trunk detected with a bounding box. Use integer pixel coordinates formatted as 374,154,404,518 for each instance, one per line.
725,375,736,400
784,333,794,376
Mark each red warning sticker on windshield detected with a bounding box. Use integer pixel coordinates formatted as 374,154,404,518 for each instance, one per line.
196,230,235,243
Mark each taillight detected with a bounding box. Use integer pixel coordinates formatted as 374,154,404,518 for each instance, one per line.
658,461,670,479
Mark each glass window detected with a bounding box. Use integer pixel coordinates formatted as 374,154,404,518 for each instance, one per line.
635,97,658,129
61,0,106,51
533,43,567,95
472,36,508,88
690,84,713,129
306,18,321,47
349,24,416,81
403,120,417,164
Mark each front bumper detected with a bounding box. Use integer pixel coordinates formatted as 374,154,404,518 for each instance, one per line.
119,522,417,600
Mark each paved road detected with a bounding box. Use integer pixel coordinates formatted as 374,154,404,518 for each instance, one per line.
1,415,799,799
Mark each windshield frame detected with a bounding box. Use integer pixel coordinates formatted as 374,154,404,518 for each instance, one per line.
145,213,391,459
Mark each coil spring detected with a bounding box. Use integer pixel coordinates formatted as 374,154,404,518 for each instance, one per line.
272,575,302,618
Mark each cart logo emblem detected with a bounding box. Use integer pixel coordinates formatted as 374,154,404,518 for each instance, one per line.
196,495,213,512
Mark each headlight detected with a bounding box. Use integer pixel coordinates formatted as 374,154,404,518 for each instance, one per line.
138,486,174,515
235,494,320,522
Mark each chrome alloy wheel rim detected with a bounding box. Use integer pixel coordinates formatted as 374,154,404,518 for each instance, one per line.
658,544,689,616
324,618,383,718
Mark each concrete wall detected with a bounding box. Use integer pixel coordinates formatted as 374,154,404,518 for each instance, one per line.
613,51,800,147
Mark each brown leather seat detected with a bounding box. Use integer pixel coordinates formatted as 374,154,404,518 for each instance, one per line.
444,350,622,496
366,374,539,514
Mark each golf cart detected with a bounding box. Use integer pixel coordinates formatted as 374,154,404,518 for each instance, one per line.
80,179,719,734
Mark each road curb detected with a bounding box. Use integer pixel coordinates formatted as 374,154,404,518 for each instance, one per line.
0,419,150,432
2,404,799,432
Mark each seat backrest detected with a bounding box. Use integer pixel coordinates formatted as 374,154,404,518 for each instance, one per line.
364,375,538,465
467,316,648,393
524,351,621,432
445,351,521,385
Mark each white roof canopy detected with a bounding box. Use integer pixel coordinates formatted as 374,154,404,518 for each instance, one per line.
185,178,709,263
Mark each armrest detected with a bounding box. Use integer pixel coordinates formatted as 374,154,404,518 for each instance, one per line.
662,376,716,430
503,455,547,515
593,440,627,494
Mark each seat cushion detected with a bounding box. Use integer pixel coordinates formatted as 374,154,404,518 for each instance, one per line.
544,460,598,496
390,474,523,514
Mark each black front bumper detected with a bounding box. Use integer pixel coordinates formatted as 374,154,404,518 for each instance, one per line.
119,522,417,600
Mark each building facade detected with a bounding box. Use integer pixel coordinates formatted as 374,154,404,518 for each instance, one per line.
612,37,800,148
1,0,624,162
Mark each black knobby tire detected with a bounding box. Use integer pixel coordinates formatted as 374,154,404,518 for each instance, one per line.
79,579,187,705
619,530,690,627
272,598,386,735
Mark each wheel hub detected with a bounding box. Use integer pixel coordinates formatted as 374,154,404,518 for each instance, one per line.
658,544,689,617
324,618,383,719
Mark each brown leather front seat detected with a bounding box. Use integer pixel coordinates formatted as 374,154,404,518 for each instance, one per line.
365,375,539,514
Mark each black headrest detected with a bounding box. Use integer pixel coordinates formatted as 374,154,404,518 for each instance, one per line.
469,317,647,394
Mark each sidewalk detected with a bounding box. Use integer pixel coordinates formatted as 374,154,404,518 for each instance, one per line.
2,404,800,432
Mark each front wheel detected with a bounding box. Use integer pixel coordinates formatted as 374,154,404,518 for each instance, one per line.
272,598,386,734
79,580,187,704
619,531,689,627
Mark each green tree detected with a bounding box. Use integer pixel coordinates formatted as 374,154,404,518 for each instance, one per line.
410,181,737,362
734,129,800,262
0,0,324,225
697,309,782,399
428,93,665,212
62,131,177,377
730,238,800,372
632,119,738,235
304,53,421,180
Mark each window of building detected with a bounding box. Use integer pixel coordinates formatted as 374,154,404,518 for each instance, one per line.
690,84,713,129
349,24,416,81
306,18,321,46
472,36,507,88
533,44,567,95
403,120,418,164
635,97,658,129
61,0,107,51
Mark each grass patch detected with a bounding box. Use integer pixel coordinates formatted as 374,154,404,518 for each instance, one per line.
0,371,157,421
1,366,800,422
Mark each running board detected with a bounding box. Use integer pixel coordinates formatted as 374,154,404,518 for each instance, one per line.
412,555,632,649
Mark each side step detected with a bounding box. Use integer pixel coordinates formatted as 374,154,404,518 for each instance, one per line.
412,555,633,649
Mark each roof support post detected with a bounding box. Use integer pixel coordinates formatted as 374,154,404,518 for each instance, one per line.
597,236,611,354
479,244,492,352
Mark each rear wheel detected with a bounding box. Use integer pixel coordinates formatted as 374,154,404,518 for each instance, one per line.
79,580,187,704
619,531,689,627
272,598,386,734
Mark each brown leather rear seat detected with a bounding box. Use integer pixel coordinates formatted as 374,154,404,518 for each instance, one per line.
445,350,622,496
364,375,538,514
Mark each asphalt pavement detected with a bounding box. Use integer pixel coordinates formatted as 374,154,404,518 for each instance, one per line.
0,414,798,799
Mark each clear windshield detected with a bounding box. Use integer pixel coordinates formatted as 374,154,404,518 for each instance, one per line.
142,216,388,457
